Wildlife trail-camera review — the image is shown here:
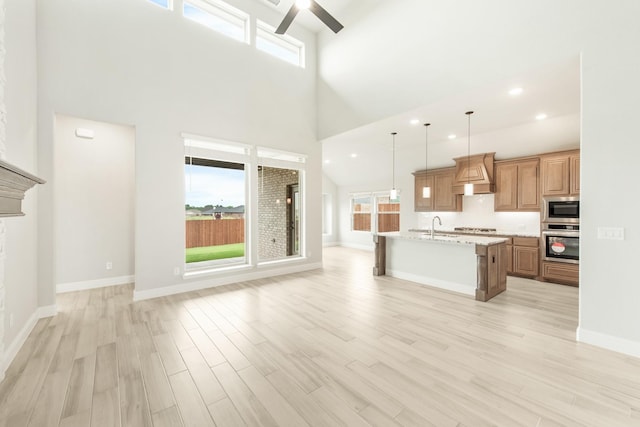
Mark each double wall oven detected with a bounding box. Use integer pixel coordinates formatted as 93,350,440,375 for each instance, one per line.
542,197,579,264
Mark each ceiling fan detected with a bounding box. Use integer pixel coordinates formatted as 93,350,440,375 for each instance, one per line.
275,0,344,35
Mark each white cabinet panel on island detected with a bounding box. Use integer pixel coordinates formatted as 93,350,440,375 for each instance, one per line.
373,232,508,302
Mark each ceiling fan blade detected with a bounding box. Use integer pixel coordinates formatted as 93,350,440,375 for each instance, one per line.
309,0,344,33
275,4,299,34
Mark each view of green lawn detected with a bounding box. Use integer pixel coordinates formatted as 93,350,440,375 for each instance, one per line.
185,243,244,263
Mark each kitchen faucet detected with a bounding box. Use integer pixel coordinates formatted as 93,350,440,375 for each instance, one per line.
431,216,442,239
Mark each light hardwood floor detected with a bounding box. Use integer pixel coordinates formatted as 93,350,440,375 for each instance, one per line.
1,246,639,426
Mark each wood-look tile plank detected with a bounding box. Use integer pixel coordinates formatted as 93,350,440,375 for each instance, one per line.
168,371,214,427
139,352,175,414
187,328,226,367
61,353,97,419
152,406,184,427
179,346,226,405
207,398,246,427
90,387,119,427
119,374,153,427
59,411,92,427
204,328,251,371
237,365,310,427
212,362,278,427
153,332,187,375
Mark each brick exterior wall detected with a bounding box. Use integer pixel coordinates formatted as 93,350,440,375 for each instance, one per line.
258,167,299,260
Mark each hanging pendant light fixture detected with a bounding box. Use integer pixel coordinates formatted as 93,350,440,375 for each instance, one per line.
464,111,474,196
422,123,431,198
390,132,398,200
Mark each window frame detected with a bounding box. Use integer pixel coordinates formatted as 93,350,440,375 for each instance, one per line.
183,0,250,44
255,20,305,68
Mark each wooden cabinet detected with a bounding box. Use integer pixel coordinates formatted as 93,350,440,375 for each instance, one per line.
504,236,539,278
413,168,462,212
494,159,540,211
542,261,578,287
475,242,507,302
541,150,580,196
513,237,539,277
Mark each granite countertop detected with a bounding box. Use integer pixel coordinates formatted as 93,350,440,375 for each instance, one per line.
407,228,539,238
379,231,508,246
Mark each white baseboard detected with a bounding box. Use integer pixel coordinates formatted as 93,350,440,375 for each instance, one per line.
387,269,476,297
57,275,134,293
1,304,58,379
322,241,340,247
576,326,640,358
338,242,374,252
133,262,322,301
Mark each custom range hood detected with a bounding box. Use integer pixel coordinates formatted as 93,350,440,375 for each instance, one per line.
452,152,495,195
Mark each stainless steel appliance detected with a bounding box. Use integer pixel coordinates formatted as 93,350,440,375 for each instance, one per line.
542,224,579,264
542,196,580,224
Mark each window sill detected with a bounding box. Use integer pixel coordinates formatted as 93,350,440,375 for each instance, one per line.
183,262,252,279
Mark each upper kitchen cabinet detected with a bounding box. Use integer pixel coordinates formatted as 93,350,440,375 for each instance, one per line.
540,149,580,196
494,158,540,211
413,167,462,212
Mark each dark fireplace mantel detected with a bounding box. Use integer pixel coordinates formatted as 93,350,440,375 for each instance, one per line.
0,159,45,217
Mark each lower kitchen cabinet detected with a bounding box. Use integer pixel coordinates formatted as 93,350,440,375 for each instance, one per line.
506,236,539,278
542,261,579,286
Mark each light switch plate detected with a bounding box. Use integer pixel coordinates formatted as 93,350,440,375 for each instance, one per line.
597,227,625,240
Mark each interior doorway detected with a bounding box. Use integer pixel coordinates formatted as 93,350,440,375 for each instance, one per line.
53,114,135,294
286,183,300,256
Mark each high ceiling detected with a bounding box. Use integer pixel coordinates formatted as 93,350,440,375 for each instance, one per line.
320,52,581,189
260,0,364,33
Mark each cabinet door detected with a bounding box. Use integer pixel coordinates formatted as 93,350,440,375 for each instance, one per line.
433,172,460,211
513,246,539,277
494,163,518,211
570,154,580,195
541,156,570,196
506,244,514,274
414,173,434,212
518,160,540,210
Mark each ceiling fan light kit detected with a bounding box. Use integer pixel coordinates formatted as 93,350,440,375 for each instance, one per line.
276,0,344,35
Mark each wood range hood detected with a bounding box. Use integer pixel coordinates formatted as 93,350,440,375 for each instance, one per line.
452,152,495,194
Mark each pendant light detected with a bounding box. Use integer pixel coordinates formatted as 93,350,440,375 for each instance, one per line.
390,132,398,200
464,111,474,196
422,123,431,198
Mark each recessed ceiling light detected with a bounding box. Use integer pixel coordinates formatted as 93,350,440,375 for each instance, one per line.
324,159,330,164
410,119,420,125
296,0,311,9
448,134,456,140
509,87,523,96
350,153,357,158
536,113,548,120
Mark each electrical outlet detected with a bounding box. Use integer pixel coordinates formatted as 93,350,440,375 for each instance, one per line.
106,261,113,270
174,267,181,276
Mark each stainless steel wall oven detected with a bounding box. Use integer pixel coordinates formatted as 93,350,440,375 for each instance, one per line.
542,224,579,264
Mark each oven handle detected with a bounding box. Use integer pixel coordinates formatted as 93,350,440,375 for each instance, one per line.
542,230,580,237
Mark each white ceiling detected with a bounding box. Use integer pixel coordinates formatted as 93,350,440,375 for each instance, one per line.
321,56,581,188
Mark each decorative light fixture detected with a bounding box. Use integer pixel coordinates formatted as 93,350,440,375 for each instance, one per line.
390,132,398,200
422,123,431,198
464,111,474,196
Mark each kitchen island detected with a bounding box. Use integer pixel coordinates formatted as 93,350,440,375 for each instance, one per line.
373,232,508,301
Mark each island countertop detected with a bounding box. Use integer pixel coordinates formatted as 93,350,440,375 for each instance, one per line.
379,231,508,246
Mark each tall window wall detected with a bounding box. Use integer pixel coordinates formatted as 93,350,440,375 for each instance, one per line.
184,137,305,273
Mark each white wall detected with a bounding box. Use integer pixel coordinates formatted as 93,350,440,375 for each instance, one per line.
54,115,135,291
2,0,42,374
36,0,321,302
318,0,640,357
321,173,338,246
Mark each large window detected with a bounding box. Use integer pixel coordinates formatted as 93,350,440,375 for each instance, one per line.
256,20,305,67
183,0,250,44
350,193,400,233
184,138,249,270
147,0,172,9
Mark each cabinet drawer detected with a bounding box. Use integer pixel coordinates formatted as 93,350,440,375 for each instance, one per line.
542,261,579,286
513,237,538,247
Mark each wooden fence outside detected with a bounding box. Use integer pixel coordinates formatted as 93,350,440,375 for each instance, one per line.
186,219,245,248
